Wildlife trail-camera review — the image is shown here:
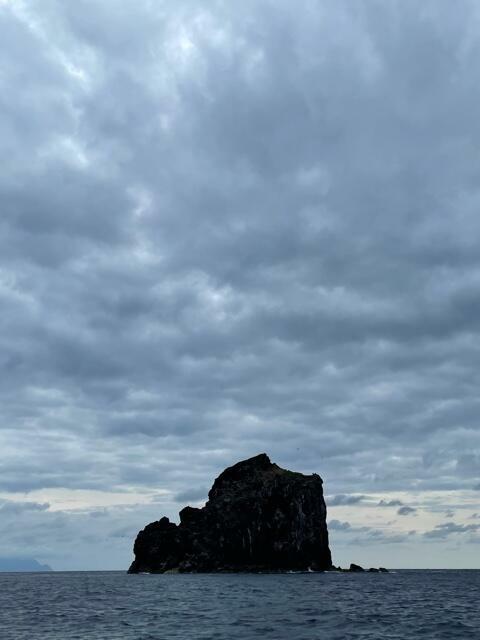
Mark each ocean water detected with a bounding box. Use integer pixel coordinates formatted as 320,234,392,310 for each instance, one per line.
0,570,478,639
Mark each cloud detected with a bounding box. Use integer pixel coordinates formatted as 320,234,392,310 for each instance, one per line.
348,528,417,546
1,0,480,569
174,487,208,504
328,494,366,506
423,522,480,539
456,455,480,477
378,499,404,507
328,519,352,531
0,500,50,514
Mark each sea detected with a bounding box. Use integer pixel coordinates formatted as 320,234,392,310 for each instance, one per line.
0,570,478,639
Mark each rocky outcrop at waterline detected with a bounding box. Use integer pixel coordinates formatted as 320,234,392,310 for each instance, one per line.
333,564,388,573
128,453,333,573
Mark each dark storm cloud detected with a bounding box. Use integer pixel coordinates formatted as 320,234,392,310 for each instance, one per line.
1,0,480,567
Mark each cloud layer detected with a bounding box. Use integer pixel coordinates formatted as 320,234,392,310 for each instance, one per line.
1,0,480,569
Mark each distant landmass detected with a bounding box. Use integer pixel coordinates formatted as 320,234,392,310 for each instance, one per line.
0,557,52,572
129,453,332,573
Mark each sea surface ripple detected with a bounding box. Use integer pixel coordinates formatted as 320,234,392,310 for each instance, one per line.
0,569,478,639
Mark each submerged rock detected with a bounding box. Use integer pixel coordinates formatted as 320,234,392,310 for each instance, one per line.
128,453,332,573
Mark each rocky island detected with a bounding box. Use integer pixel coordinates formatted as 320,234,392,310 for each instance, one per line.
129,453,333,573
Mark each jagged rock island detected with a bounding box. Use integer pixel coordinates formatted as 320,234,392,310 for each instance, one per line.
129,453,332,573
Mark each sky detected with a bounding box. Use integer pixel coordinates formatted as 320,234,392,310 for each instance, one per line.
1,0,479,571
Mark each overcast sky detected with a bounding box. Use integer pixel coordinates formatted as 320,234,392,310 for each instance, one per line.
1,0,480,570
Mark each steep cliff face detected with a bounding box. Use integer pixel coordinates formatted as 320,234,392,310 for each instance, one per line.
129,453,332,573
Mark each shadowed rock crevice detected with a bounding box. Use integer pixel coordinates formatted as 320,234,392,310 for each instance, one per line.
128,453,332,573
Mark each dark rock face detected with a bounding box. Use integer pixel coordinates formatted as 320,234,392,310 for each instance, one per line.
129,453,332,573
